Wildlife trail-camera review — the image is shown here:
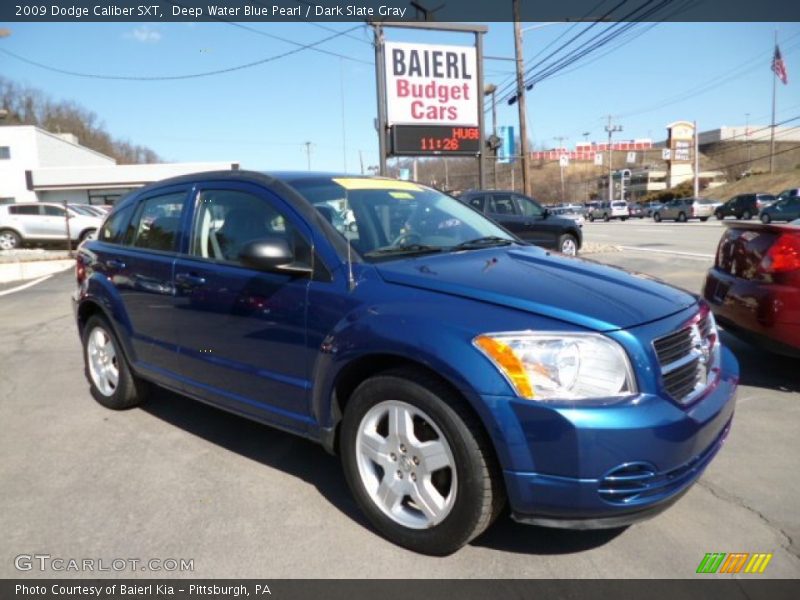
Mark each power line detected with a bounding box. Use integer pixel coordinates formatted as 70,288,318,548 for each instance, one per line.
0,25,364,81
220,21,372,65
497,0,675,106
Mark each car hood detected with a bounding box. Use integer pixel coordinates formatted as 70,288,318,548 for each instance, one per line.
374,246,696,332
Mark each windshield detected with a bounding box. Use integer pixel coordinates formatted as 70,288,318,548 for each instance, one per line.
289,177,516,260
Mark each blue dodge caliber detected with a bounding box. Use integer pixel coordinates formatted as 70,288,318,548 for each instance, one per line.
74,171,737,555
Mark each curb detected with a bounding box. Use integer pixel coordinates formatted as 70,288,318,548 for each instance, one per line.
0,259,75,284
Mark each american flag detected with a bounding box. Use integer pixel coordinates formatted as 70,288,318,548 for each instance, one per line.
772,45,788,85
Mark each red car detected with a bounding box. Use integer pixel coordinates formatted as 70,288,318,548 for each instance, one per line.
703,222,800,357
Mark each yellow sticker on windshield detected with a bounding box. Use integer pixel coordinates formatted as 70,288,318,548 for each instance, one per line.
333,178,422,191
389,192,414,199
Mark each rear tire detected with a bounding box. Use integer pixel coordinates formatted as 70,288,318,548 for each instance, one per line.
340,369,505,556
603,213,610,222
82,315,149,410
715,211,723,220
0,229,21,250
677,212,687,223
699,217,709,222
742,210,752,220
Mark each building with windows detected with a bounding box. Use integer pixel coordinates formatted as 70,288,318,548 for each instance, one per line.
598,166,727,201
0,125,238,206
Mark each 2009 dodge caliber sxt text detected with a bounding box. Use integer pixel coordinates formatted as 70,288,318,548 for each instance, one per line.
73,171,738,555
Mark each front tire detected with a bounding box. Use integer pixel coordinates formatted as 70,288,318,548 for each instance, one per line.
677,212,687,222
742,210,752,220
716,211,723,220
603,213,610,222
340,369,504,555
558,234,579,256
761,213,771,224
82,315,149,410
699,217,709,222
653,212,662,222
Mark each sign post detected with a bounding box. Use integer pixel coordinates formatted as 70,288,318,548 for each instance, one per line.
371,22,488,187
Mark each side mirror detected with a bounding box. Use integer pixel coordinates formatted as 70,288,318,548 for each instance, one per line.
238,238,312,276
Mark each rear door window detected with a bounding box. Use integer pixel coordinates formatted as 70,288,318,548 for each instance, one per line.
489,194,519,216
466,195,486,212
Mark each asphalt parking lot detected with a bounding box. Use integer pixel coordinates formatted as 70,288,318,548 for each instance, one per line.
1,219,798,578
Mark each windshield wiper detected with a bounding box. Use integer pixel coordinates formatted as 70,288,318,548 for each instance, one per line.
363,244,444,258
450,236,515,251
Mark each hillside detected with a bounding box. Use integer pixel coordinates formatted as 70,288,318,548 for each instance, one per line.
699,171,799,200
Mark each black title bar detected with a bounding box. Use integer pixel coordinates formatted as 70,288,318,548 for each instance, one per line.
1,0,799,22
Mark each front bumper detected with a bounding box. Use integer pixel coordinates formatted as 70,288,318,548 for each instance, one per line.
489,346,738,528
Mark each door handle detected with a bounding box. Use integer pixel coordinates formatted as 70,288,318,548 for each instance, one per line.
175,272,206,287
105,259,126,270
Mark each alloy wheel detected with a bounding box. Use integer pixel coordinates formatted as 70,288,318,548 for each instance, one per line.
86,326,120,397
355,400,457,529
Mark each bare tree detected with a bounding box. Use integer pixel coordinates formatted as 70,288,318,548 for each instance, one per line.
0,76,160,164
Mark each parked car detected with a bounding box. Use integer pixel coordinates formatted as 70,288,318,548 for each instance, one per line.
549,206,585,228
74,171,737,555
68,204,107,217
759,188,800,223
652,197,715,222
588,201,629,222
584,200,603,216
458,190,583,255
628,202,646,218
715,193,776,220
0,202,102,250
703,221,800,357
643,201,665,218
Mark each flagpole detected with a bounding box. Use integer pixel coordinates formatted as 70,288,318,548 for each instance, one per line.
770,30,778,174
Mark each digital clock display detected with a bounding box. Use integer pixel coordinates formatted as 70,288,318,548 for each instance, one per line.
391,125,481,156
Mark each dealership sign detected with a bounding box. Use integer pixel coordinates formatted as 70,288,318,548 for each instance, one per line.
384,41,478,126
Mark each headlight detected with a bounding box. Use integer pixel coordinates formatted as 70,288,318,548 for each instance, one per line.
474,332,637,401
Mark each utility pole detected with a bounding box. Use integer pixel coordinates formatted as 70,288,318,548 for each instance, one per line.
605,116,622,201
512,0,531,197
304,141,313,171
693,120,700,198
372,24,388,176
359,150,365,175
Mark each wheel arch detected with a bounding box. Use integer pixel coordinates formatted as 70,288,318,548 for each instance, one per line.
318,353,506,481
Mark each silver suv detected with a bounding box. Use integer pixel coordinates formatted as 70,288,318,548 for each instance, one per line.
653,197,715,222
0,203,102,250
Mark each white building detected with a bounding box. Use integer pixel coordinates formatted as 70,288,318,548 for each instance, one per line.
0,125,238,205
698,125,800,146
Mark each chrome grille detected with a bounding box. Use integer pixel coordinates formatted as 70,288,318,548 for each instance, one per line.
653,311,717,406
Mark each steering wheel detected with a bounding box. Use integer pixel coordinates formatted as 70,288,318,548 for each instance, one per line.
391,231,422,246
